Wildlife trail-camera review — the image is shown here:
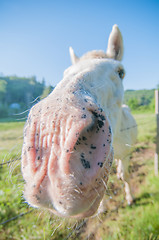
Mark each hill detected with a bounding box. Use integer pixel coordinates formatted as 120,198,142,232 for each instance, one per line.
0,76,53,119
124,89,155,112
0,75,156,119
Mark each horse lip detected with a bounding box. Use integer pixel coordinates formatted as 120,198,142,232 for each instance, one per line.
50,183,104,218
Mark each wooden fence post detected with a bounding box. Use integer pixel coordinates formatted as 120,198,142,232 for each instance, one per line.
155,90,159,176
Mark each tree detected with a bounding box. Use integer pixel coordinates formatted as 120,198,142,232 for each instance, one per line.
0,80,7,103
127,98,139,110
40,86,54,100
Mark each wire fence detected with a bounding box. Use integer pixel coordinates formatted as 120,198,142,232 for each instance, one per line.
0,158,21,167
0,210,34,225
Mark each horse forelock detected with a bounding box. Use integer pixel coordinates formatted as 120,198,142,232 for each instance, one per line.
80,50,108,61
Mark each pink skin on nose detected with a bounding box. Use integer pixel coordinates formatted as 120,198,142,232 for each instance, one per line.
21,88,113,218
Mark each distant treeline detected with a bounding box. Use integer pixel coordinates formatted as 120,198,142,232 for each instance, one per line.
0,76,156,119
0,76,54,118
124,89,155,112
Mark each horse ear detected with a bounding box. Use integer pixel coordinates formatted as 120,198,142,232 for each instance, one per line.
69,47,79,64
106,24,124,61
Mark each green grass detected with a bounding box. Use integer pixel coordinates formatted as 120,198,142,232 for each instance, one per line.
100,169,159,240
0,121,80,239
134,112,156,143
0,112,159,239
94,112,159,240
0,122,24,162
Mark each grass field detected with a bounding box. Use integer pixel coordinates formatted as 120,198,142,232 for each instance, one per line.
0,112,159,240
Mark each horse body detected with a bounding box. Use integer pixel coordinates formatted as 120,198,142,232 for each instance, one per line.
21,25,137,218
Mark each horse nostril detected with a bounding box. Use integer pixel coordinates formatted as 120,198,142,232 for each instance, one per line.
89,110,106,134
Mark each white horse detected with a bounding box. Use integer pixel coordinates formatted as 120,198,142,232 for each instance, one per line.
21,25,137,219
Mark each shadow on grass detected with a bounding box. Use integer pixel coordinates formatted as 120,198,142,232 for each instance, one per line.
130,191,159,207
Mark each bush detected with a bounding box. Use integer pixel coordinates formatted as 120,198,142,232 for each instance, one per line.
128,98,139,110
0,105,8,118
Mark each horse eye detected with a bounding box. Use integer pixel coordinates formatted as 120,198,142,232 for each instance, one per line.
117,68,125,80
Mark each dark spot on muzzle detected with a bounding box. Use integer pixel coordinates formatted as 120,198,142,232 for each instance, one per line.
97,119,104,128
90,144,96,149
81,158,91,169
98,162,103,168
80,153,91,169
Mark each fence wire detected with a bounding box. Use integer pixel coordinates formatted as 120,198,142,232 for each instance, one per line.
0,210,34,225
0,158,21,167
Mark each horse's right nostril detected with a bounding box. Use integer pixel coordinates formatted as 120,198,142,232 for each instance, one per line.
87,109,106,133
68,107,112,184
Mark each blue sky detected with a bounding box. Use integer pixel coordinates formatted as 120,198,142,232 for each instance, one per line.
0,0,159,90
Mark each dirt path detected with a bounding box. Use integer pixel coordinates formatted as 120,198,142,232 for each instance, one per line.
65,144,155,240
